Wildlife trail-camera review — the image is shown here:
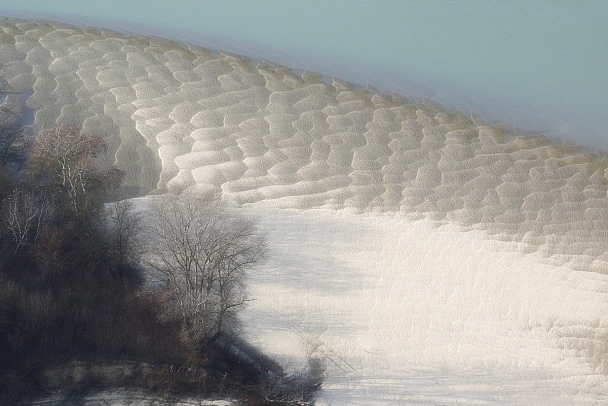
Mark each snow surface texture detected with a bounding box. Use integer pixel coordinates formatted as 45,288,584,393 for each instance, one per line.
1,18,608,404
28,390,234,406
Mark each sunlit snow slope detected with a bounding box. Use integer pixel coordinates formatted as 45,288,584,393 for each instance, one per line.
1,18,607,404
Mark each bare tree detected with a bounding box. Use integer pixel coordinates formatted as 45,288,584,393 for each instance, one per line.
103,199,143,278
144,193,266,347
1,190,49,254
26,126,124,221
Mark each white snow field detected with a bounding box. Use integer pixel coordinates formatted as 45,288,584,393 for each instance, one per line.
1,18,608,404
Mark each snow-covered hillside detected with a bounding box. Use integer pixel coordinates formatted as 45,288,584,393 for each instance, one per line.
1,18,607,404
242,207,608,404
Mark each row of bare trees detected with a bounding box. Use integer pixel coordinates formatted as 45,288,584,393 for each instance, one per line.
1,124,267,347
1,126,125,249
0,126,139,367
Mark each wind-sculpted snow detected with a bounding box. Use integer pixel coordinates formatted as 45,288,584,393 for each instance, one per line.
1,18,607,270
1,18,608,404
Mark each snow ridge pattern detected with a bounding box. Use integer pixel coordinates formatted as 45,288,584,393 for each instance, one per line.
1,18,607,404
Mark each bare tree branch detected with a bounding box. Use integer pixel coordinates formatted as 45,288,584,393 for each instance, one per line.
143,193,266,347
26,126,124,222
1,190,49,254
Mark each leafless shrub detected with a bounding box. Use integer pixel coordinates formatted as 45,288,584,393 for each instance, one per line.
33,226,66,277
248,354,324,405
20,290,55,334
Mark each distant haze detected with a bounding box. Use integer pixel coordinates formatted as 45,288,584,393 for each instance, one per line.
1,0,607,151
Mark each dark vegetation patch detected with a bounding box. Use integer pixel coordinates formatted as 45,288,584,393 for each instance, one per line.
0,103,321,405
